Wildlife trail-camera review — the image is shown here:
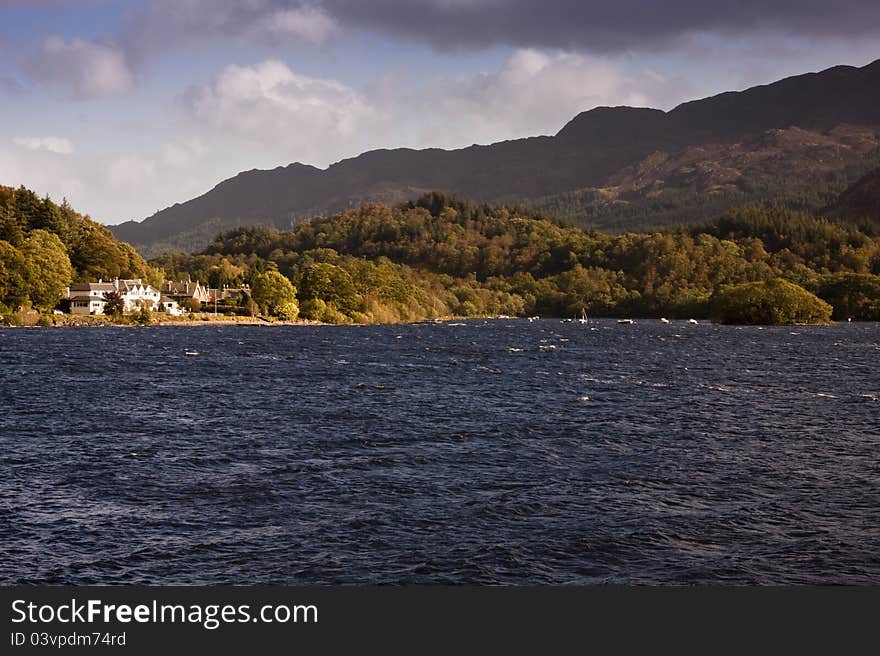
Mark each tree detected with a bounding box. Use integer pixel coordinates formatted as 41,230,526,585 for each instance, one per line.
102,291,125,316
274,301,299,321
0,240,28,309
142,194,880,324
0,205,24,246
711,278,832,325
178,297,202,313
816,273,880,320
207,259,245,289
297,262,359,315
20,230,73,311
143,265,166,289
251,270,297,316
130,307,152,325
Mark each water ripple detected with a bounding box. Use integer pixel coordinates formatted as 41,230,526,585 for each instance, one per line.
0,320,878,584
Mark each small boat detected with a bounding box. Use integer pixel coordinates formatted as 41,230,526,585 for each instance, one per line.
688,319,699,325
185,350,200,356
660,318,670,324
528,316,539,322
617,319,634,325
578,308,589,324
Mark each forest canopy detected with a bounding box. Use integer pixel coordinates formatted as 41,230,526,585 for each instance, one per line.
2,185,877,324
0,185,161,312
150,193,880,325
711,279,833,325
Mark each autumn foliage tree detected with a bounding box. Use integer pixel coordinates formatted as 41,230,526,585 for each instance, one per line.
20,230,73,311
711,279,832,324
250,270,298,318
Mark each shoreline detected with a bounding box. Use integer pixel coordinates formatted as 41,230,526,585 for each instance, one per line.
0,313,324,328
0,314,860,329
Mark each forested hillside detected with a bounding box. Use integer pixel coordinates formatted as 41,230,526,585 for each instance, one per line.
150,194,880,323
827,166,880,222
0,185,160,313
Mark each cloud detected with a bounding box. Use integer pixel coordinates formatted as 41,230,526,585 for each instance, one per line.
105,155,156,189
24,36,134,99
0,75,24,95
247,6,339,44
14,1,877,103
0,145,86,208
320,0,880,53
403,49,691,147
122,1,339,58
178,50,692,170
12,136,76,155
0,1,102,4
113,1,880,56
1,50,693,224
0,134,233,224
182,59,388,165
112,1,880,55
161,138,206,169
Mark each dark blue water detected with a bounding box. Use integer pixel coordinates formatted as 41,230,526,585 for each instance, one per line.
1,320,878,584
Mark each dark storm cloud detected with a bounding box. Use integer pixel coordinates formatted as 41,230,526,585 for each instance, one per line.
320,0,880,52
79,0,880,61
9,1,880,55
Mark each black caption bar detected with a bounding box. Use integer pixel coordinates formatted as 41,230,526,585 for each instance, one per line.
1,587,876,653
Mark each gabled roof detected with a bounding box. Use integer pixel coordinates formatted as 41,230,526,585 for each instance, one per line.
116,279,152,293
163,280,205,296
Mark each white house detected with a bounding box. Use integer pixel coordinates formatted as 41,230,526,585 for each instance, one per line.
67,281,115,315
116,279,161,312
67,278,163,315
159,296,182,316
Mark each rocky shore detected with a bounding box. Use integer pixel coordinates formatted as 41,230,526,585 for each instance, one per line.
1,313,320,328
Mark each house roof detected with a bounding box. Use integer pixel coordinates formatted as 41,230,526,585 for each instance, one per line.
69,282,115,292
117,279,154,293
164,280,204,295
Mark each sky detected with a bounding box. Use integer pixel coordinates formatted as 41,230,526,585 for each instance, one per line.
1,0,879,225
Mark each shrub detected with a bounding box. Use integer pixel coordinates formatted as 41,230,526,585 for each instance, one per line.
299,298,327,321
711,278,832,324
273,301,299,321
816,273,880,320
131,307,152,325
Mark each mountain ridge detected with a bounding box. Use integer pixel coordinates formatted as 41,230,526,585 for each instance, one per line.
112,58,880,255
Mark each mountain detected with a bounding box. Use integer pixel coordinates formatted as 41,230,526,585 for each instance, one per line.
826,166,880,223
112,59,880,255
